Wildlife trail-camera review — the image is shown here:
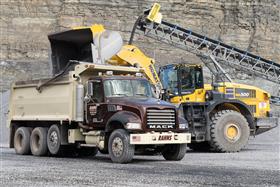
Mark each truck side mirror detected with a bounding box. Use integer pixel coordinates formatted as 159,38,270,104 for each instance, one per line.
87,82,94,96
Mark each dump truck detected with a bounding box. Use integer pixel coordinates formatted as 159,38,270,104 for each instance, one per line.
7,26,191,163
8,63,191,163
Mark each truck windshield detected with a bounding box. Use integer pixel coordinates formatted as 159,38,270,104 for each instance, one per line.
104,79,153,98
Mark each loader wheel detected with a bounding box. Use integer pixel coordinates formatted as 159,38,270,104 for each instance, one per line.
108,129,134,163
188,142,211,152
14,127,31,155
47,125,61,155
162,144,187,161
30,127,48,156
210,110,250,152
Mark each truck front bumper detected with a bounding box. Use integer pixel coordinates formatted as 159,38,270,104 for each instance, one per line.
255,117,279,135
130,132,191,145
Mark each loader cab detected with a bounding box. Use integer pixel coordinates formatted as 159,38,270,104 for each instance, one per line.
159,64,204,98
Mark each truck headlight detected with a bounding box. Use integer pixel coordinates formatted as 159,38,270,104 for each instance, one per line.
179,123,187,129
125,122,142,130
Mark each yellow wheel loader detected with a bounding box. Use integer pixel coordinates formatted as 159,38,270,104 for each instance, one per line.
127,3,279,152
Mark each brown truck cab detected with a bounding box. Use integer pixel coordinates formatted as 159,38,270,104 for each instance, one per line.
8,63,191,163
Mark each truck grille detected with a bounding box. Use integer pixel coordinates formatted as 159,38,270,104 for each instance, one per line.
146,109,176,129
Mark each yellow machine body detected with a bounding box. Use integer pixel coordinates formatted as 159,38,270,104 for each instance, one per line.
170,81,271,118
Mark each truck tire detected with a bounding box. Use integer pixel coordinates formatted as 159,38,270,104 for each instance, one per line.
47,125,61,155
162,144,187,161
210,110,250,152
30,127,48,156
188,142,211,152
108,129,134,163
14,127,31,155
77,147,98,157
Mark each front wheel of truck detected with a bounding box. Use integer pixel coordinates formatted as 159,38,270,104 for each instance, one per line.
108,129,135,163
162,144,187,161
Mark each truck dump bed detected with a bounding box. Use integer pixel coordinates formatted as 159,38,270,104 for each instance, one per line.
9,76,77,122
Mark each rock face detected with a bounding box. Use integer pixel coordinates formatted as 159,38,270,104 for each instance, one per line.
0,0,279,95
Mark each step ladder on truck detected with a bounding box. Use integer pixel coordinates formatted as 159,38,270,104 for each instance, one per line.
129,3,279,152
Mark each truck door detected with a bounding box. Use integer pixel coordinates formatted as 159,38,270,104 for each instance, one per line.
86,80,106,125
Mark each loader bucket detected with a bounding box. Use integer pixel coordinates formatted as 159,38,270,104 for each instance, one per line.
48,28,93,75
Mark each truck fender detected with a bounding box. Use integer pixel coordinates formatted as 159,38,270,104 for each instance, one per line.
206,99,255,129
105,111,141,132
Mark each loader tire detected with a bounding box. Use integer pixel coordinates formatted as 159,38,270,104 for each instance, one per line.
108,129,134,163
210,110,250,152
30,127,48,156
14,127,31,155
162,144,187,161
47,125,61,155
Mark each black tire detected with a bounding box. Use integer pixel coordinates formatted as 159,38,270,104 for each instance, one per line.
47,125,61,155
14,127,31,155
77,147,98,157
108,129,134,163
162,144,187,161
210,110,250,152
30,127,48,156
188,142,212,152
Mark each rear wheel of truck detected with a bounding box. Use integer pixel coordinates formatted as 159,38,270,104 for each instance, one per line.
14,127,31,155
47,125,61,155
108,129,134,163
30,127,48,156
209,110,250,152
162,144,187,161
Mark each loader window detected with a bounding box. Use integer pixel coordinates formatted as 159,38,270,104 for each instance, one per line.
180,66,204,91
181,68,195,90
159,65,179,95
